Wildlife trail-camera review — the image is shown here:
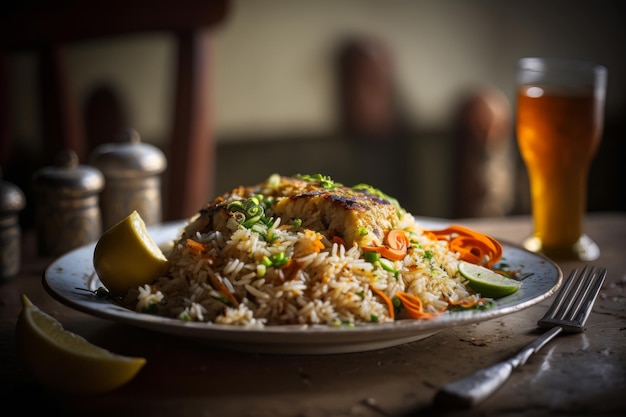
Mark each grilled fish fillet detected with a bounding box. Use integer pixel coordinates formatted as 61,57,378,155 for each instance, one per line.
181,174,405,247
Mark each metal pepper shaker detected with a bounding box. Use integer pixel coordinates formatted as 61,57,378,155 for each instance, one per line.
32,150,105,257
89,128,167,230
0,167,26,279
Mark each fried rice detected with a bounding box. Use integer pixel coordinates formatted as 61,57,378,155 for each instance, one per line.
124,174,484,328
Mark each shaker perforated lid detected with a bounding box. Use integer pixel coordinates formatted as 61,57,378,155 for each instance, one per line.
32,149,105,198
88,128,167,179
0,166,26,214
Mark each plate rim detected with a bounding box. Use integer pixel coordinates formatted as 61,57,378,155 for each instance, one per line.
42,218,563,353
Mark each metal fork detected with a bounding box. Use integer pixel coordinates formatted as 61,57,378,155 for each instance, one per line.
433,265,607,409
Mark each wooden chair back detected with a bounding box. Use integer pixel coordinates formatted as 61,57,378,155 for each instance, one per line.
0,0,230,221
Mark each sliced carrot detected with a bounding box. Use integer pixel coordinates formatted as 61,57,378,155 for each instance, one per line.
395,292,442,320
186,239,208,255
300,230,325,253
312,236,325,252
386,229,410,251
370,286,395,320
426,225,503,268
207,270,239,307
361,229,409,261
186,239,216,266
378,246,407,261
363,245,407,261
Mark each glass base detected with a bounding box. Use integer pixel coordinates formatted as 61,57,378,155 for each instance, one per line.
522,234,600,261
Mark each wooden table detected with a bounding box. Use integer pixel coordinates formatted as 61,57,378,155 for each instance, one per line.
1,212,624,416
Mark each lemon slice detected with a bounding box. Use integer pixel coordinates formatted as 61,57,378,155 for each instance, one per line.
15,295,146,393
458,261,521,298
93,210,169,296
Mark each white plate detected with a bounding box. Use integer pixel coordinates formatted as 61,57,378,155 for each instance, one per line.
43,219,562,354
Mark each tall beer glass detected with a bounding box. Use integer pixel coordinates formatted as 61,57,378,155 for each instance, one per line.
516,58,607,261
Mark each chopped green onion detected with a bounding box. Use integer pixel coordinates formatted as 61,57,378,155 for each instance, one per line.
379,258,400,280
269,252,289,267
232,211,246,223
227,195,275,235
261,252,290,268
227,200,245,211
265,231,278,244
378,258,396,273
297,173,341,189
363,251,381,263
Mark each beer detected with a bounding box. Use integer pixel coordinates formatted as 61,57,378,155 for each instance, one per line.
515,58,606,260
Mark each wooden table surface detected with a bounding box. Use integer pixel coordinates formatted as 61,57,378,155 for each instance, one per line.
1,212,624,417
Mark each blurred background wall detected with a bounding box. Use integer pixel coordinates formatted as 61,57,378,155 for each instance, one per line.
5,0,625,221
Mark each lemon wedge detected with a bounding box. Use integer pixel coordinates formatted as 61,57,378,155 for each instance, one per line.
93,210,169,296
15,295,146,393
458,261,522,298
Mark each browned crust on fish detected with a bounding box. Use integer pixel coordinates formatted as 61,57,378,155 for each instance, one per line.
181,174,403,247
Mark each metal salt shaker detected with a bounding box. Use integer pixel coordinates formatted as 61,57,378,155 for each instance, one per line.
32,150,105,257
0,167,26,279
89,128,167,230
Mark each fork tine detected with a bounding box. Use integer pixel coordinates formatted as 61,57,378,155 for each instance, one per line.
569,267,606,325
540,267,583,321
560,266,596,321
538,266,606,332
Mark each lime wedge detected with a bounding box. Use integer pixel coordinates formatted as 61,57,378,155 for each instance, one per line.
458,261,521,298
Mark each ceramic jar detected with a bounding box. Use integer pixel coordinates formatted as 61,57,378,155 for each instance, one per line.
89,128,167,230
32,150,105,256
